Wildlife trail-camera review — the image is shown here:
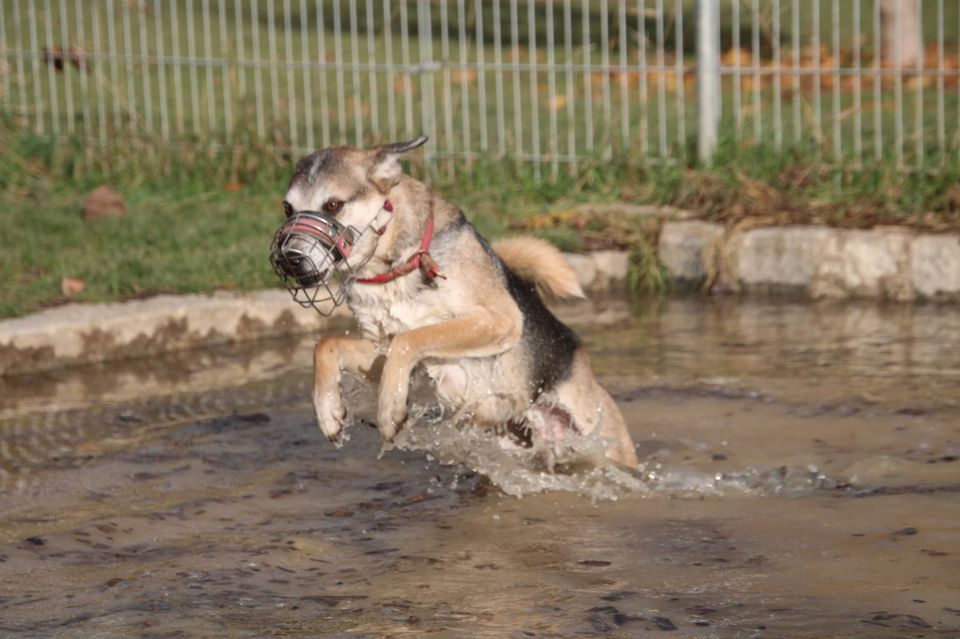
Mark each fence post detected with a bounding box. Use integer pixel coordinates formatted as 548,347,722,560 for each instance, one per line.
697,0,721,164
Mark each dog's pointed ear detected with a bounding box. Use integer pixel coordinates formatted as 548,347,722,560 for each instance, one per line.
367,135,429,193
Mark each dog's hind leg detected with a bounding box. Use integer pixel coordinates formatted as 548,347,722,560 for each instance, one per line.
553,350,639,468
313,337,383,444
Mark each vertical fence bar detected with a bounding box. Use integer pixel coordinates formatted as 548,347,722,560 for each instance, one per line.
301,0,315,149
914,0,924,168
638,0,648,157
655,0,666,156
155,1,170,141
580,0,593,154
91,1,108,142
772,0,782,152
235,0,247,98
812,0,822,151
186,0,201,133
0,7,8,106
74,0,92,137
12,1,28,128
202,0,216,134
284,0,299,148
791,0,800,143
600,0,612,158
617,0,629,155
43,0,61,135
349,0,363,145
333,0,347,142
121,0,136,133
853,0,862,164
493,0,506,156
697,0,720,164
104,0,121,132
526,0,541,177
317,1,331,146
873,0,882,161
456,0,471,155
440,0,455,168
732,0,741,139
894,0,904,167
512,0,524,156
138,0,154,134
383,0,398,141
365,0,380,141
750,0,760,142
250,0,265,138
219,0,232,138
547,0,559,176
563,0,576,168
831,0,841,161
418,0,437,168
675,0,686,152
266,0,281,135
475,0,488,152
936,0,945,165
400,0,414,138
27,3,45,133
57,0,76,134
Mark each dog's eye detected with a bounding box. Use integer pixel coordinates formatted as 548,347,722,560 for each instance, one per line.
322,199,344,215
282,201,294,217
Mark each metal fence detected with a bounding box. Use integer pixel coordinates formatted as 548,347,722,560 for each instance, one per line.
1,0,958,177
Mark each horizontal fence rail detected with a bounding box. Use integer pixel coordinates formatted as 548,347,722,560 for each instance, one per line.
1,0,958,176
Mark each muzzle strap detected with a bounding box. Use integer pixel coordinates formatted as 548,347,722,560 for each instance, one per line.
355,210,445,285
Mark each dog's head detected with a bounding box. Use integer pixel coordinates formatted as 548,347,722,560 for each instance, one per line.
270,136,427,313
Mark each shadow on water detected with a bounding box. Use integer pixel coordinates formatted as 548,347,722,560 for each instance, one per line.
1,295,958,637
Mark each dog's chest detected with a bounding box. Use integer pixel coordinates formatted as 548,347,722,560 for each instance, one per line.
348,283,452,339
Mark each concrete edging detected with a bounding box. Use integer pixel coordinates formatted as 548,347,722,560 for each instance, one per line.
659,221,960,302
0,252,632,377
3,224,957,377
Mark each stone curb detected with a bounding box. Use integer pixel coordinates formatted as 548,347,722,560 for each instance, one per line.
0,252,632,377
659,221,960,302
0,291,350,377
5,221,957,377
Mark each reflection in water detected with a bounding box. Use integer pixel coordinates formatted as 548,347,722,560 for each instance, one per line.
0,295,958,637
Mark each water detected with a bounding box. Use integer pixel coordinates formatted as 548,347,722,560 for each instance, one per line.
1,296,958,637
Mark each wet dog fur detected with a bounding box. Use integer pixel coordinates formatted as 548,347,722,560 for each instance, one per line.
280,137,638,468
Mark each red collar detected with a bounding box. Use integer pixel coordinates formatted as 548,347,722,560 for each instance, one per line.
356,210,445,285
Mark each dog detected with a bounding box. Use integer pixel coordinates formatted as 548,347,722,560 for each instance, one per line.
270,136,638,468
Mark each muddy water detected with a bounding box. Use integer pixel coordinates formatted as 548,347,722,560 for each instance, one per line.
0,297,958,638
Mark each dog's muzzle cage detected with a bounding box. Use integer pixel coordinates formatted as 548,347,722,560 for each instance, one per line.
269,211,371,315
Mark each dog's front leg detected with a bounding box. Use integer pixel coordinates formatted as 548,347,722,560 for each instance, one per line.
314,337,383,444
378,313,522,441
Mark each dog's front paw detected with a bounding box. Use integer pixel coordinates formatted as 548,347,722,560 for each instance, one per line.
314,389,348,445
377,385,409,442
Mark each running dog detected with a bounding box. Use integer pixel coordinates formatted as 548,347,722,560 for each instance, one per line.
270,136,638,468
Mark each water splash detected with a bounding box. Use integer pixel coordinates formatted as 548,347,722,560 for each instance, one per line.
383,400,845,500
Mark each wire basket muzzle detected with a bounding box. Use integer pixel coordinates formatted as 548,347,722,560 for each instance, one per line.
269,212,359,315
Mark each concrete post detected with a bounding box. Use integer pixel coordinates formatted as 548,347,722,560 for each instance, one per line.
697,0,721,164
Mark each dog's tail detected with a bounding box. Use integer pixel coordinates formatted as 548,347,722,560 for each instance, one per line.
492,236,585,301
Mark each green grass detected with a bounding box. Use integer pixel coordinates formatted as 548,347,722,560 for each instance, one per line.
2,119,959,319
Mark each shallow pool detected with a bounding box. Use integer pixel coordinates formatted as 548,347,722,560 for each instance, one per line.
1,296,958,637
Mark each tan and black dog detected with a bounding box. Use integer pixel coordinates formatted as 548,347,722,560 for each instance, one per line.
273,136,638,468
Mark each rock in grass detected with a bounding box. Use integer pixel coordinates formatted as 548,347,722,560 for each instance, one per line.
83,186,126,221
61,277,85,297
